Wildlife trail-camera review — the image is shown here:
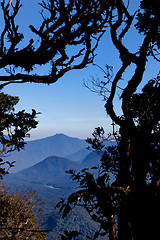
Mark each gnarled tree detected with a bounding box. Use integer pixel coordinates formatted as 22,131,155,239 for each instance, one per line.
0,0,112,88
57,1,160,239
1,0,160,239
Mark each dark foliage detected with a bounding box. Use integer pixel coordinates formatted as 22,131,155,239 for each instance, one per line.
0,0,113,88
60,230,81,240
0,92,38,177
0,184,46,239
57,1,160,239
1,0,160,239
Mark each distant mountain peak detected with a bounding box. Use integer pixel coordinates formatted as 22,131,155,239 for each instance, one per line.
53,133,67,137
7,133,87,172
53,133,84,140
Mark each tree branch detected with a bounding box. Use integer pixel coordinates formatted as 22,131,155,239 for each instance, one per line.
105,63,129,126
121,26,155,105
109,0,138,65
0,0,112,88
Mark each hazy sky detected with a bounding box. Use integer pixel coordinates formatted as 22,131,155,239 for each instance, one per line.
2,0,160,140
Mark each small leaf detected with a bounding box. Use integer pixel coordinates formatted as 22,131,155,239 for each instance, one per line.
81,168,89,173
62,205,72,218
91,166,98,170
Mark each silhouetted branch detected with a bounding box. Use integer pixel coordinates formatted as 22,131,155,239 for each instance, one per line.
0,0,112,88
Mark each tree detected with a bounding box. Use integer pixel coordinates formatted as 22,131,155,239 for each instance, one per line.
58,77,160,239
0,0,112,88
0,92,38,177
0,184,46,239
56,1,160,239
0,0,160,239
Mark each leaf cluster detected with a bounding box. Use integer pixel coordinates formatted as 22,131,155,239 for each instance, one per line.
57,128,129,239
127,75,160,186
0,184,46,239
0,0,113,87
60,230,81,240
57,164,129,239
129,75,160,128
136,0,160,48
86,127,105,152
0,92,38,177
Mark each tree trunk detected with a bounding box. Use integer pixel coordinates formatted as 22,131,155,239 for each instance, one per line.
117,127,132,240
130,132,160,239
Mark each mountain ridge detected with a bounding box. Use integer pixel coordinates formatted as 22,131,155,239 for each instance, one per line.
7,133,88,173
6,153,101,189
6,156,82,188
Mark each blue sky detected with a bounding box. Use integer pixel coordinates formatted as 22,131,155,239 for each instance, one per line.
3,0,160,140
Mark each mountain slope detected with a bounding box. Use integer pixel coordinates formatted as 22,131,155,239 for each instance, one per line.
7,147,116,189
7,156,84,188
66,148,89,162
6,134,87,172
